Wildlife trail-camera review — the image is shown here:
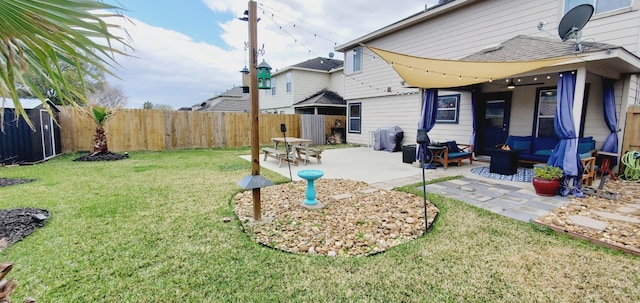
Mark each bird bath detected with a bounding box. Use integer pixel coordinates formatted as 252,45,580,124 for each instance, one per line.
297,169,324,209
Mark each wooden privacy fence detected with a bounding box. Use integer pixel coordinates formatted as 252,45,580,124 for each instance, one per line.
58,107,345,153
622,105,640,153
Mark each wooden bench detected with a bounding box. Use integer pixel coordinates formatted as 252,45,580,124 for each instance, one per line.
294,146,322,164
262,148,297,167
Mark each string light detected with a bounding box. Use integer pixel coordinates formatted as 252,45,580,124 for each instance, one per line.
346,76,418,96
258,4,567,91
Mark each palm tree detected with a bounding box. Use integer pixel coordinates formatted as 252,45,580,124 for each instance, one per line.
0,0,130,129
90,105,112,155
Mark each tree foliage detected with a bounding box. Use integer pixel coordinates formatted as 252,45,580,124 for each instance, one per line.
0,0,131,128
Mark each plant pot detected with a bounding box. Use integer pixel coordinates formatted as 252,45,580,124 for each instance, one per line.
532,177,560,196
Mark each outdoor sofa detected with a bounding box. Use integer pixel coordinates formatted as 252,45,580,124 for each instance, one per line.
500,135,596,164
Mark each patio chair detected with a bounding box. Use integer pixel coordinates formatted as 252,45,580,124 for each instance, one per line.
581,156,596,186
431,140,473,168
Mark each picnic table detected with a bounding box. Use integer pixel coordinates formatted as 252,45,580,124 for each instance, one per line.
262,137,322,167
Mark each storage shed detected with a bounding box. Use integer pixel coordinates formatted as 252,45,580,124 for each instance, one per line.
1,99,61,164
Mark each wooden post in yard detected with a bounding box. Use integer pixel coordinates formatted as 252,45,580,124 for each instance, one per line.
248,0,261,221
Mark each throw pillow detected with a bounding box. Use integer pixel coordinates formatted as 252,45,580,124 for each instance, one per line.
446,141,460,153
534,149,553,156
512,140,531,152
578,142,594,154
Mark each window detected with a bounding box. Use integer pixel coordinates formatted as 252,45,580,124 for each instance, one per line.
435,94,460,123
344,47,362,75
535,89,557,137
286,72,292,93
564,0,631,14
271,77,276,95
348,103,361,133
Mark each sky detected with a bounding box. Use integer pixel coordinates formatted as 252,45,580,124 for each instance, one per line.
103,0,440,109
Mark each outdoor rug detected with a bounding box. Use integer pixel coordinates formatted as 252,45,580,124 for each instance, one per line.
470,166,533,182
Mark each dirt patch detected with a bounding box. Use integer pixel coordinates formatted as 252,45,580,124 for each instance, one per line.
73,152,129,162
233,178,439,257
0,208,49,250
0,178,35,187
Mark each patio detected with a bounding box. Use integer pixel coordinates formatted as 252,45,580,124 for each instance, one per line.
241,146,640,255
242,146,555,221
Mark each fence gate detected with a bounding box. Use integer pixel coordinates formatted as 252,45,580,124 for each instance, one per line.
301,115,325,146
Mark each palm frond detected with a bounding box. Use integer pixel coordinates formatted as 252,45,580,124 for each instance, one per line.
0,0,131,129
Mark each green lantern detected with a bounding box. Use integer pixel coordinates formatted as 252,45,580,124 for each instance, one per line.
257,59,272,90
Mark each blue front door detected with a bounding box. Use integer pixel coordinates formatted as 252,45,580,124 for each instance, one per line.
477,92,512,155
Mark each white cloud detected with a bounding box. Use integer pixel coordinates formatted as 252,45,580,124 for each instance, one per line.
108,0,439,109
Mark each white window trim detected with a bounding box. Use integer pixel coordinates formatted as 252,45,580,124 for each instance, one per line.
564,0,632,15
286,72,292,93
348,103,361,133
345,47,362,75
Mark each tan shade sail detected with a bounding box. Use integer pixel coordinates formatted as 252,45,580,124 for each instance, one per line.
367,46,572,88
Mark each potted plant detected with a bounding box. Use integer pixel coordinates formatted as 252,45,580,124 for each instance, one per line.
532,165,564,196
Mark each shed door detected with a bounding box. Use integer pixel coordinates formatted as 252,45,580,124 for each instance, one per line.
40,110,55,159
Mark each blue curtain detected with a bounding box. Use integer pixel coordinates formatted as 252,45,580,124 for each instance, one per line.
417,89,438,162
601,78,618,161
547,71,583,197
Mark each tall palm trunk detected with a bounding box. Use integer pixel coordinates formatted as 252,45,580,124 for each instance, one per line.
92,125,109,155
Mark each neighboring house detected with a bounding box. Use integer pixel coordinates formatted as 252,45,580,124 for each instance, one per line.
260,57,345,114
195,86,250,113
335,0,640,162
292,89,346,115
1,98,61,163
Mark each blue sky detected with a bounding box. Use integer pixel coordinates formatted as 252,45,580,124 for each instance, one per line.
107,1,233,46
103,0,439,109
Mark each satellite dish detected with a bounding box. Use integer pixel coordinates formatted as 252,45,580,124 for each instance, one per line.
558,4,594,41
328,52,334,59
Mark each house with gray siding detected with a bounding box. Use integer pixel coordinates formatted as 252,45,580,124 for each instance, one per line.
260,57,345,115
335,0,640,167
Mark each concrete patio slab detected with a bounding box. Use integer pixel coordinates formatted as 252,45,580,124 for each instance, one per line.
240,146,572,223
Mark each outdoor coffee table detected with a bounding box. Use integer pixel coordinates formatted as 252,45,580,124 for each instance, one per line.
489,149,521,175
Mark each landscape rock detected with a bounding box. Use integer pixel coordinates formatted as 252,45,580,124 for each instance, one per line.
233,178,439,257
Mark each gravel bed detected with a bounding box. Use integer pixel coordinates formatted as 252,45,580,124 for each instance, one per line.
537,179,640,254
233,178,439,257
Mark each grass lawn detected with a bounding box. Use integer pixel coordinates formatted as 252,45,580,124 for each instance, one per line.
1,148,639,302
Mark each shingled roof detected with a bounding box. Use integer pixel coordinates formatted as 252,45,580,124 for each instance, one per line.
463,35,617,62
291,57,343,71
293,89,345,107
206,99,250,112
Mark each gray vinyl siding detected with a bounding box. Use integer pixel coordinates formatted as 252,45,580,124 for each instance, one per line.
259,68,336,113
260,72,291,112
340,0,639,148
293,70,330,101
347,94,421,146
342,0,640,100
347,90,474,147
328,70,344,95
